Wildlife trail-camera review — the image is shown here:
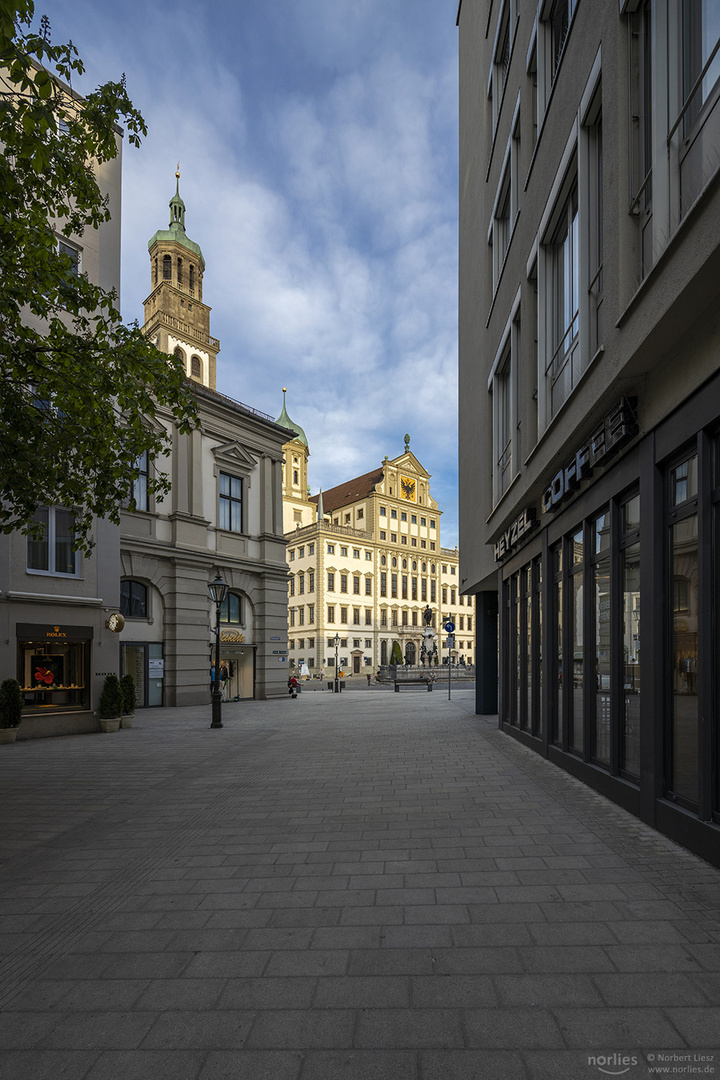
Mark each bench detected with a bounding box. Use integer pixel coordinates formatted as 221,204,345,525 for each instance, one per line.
393,680,435,692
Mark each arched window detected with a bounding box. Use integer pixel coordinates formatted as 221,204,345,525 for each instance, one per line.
153,258,158,286
120,580,148,618
191,356,201,378
163,254,171,280
189,265,195,293
174,346,185,367
220,592,242,624
177,258,183,285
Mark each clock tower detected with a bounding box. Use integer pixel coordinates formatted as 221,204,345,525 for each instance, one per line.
142,168,220,389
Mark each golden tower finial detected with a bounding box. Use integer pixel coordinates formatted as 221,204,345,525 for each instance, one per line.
175,162,180,179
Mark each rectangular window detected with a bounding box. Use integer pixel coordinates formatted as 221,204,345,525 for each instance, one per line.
380,572,387,597
353,576,360,594
219,472,243,533
493,339,514,503
340,574,348,593
570,527,584,755
365,610,372,626
681,0,720,136
586,101,603,358
392,610,398,626
553,543,564,745
309,571,315,592
492,165,512,287
124,450,149,512
340,606,348,623
328,572,335,591
308,605,315,624
365,579,372,596
391,574,398,598
490,0,514,135
327,606,335,623
27,506,77,576
667,454,700,808
592,511,611,766
629,0,653,278
548,177,579,421
353,608,360,625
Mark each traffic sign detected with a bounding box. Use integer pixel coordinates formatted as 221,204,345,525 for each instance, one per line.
444,620,455,633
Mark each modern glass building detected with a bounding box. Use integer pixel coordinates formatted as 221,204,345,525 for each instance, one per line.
458,0,720,866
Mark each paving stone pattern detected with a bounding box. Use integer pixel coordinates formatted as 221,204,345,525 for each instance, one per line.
0,690,719,1080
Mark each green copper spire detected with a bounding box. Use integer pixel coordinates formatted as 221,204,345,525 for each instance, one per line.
147,165,204,267
277,387,308,448
169,163,186,230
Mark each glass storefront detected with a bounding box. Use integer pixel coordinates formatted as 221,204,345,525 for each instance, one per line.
17,625,91,712
667,453,699,809
493,391,720,867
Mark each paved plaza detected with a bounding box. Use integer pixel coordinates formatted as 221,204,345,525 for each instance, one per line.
1,687,719,1080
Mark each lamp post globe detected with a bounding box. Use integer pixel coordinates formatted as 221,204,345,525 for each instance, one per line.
208,572,229,728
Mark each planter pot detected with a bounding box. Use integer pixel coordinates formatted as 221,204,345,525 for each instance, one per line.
120,715,134,729
0,728,18,744
99,718,120,733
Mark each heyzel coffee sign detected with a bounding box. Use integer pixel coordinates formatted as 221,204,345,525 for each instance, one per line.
541,398,638,515
494,508,537,562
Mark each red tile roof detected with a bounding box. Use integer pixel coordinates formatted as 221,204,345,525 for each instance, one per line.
310,468,385,514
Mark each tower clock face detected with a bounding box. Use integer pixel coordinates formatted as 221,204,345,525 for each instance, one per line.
400,475,416,501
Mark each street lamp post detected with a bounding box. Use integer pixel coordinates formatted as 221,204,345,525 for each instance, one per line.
334,634,340,694
208,571,229,729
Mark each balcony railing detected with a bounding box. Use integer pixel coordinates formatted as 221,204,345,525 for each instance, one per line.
142,310,220,352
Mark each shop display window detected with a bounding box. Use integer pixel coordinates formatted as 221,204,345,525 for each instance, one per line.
19,638,89,711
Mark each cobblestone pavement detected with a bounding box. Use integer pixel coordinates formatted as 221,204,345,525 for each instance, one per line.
1,690,719,1080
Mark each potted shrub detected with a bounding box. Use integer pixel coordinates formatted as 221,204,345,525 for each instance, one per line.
97,674,123,733
120,673,136,728
0,678,24,744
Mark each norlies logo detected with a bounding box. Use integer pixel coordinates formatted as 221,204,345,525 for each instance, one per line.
588,1053,638,1075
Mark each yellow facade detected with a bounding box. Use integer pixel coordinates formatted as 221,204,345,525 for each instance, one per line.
278,419,474,676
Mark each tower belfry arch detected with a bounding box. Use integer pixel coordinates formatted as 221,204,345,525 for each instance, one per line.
142,167,220,389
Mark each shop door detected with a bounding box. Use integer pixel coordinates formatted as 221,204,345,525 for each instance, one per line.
122,643,163,708
147,644,163,706
353,655,361,674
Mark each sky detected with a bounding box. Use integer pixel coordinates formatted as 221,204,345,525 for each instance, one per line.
34,0,461,545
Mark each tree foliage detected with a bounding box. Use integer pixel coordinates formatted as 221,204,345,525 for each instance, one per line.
0,0,197,551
